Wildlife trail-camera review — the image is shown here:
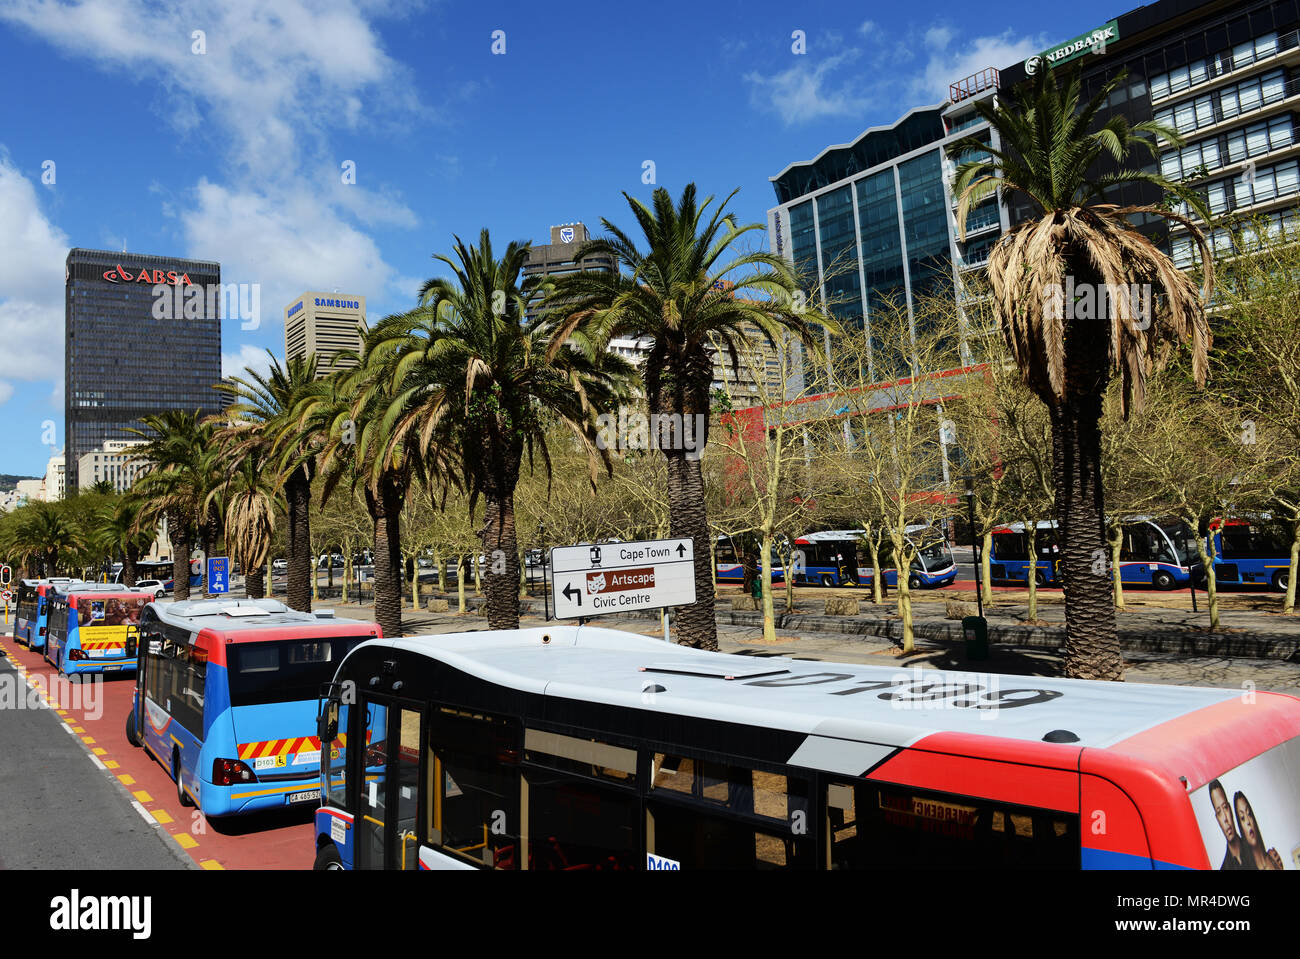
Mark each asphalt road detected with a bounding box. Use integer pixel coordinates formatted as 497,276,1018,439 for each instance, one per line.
0,644,189,870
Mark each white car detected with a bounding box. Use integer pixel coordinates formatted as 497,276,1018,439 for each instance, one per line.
134,579,168,599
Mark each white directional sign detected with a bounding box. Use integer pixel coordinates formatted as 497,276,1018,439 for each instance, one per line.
550,539,696,620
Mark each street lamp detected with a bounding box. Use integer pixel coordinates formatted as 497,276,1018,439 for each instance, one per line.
961,472,985,620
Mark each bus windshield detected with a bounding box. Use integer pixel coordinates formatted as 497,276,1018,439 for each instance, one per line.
915,540,953,570
228,636,369,707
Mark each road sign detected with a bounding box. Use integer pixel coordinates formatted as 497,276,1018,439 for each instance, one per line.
549,538,696,621
2,589,10,602
207,557,230,595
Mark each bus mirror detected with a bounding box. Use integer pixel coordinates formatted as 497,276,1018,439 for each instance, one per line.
318,699,339,744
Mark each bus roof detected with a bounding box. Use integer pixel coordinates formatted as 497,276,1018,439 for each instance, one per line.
147,598,372,635
798,526,941,543
356,626,1259,758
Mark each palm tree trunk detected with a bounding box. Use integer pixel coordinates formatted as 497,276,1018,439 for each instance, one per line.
664,449,718,650
368,475,404,639
170,514,193,602
285,467,312,612
123,543,139,588
1052,394,1123,680
480,487,520,630
246,566,266,599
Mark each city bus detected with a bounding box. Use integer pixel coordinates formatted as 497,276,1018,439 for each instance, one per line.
43,584,152,675
714,536,785,584
1211,518,1293,592
990,519,1200,589
113,559,200,591
124,598,380,815
12,578,81,650
312,625,1300,870
792,528,957,589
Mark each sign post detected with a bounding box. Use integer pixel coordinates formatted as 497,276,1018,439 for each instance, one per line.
207,557,230,596
550,538,696,638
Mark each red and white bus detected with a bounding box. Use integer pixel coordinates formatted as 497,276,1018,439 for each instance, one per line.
313,626,1300,870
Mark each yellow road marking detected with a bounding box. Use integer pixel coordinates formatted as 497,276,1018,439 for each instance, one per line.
174,834,198,849
152,809,174,825
92,748,107,756
82,736,96,744
72,726,85,733
104,760,119,769
132,790,152,803
118,774,135,785
200,860,224,870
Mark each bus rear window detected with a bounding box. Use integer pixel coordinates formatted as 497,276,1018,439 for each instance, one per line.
227,637,361,707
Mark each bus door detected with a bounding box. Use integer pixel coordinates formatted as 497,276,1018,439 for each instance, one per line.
355,693,423,870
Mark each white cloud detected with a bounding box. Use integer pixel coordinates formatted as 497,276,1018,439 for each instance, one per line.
744,50,870,125
0,381,15,406
182,179,400,326
0,153,69,384
222,342,277,381
911,27,1048,103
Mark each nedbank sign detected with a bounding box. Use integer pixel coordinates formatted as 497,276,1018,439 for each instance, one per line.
1025,20,1119,75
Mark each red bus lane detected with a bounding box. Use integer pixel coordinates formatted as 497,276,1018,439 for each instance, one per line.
1,633,315,870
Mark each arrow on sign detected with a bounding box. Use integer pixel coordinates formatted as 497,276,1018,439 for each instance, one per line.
676,544,687,557
562,582,582,606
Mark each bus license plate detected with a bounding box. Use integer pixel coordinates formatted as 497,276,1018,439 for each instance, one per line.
287,790,320,804
88,649,107,658
102,665,121,671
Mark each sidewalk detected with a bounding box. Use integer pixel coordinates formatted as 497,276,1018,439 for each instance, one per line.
311,593,1300,696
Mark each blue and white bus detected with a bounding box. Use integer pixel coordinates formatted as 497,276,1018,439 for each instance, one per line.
714,536,785,584
43,584,151,675
124,598,380,816
12,578,81,650
792,528,957,589
1210,519,1293,592
990,519,1200,589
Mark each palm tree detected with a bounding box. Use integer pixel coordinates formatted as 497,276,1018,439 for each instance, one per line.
949,65,1214,680
217,354,321,611
547,185,829,649
105,494,156,586
215,447,280,599
127,410,215,601
13,502,81,576
368,229,635,630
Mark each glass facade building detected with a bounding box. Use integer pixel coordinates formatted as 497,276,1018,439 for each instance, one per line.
64,248,222,491
998,0,1300,266
768,101,1006,387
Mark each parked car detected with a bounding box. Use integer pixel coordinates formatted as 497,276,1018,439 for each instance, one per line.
134,579,168,599
272,559,287,571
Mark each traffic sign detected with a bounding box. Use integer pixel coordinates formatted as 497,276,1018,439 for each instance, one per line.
549,538,696,621
2,589,11,602
207,557,230,595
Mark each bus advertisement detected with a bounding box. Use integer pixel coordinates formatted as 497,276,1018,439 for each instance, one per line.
313,626,1300,870
43,585,151,675
990,519,1200,589
1211,518,1293,592
12,578,82,650
125,599,380,816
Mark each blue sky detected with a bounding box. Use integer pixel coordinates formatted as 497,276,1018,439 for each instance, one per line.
0,0,1120,477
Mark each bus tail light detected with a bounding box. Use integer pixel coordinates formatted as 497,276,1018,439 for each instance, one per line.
69,649,85,661
39,626,46,636
212,759,255,786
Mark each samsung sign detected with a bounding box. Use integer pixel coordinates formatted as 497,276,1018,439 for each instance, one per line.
314,297,361,309
287,300,304,318
1025,20,1119,75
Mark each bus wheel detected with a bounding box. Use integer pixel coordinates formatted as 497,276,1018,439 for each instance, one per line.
125,709,142,747
820,574,835,588
908,575,921,590
1275,570,1291,593
314,843,345,871
1152,570,1176,590
173,751,194,808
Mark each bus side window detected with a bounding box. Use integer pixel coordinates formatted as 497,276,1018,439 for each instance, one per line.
425,708,520,869
825,781,1079,869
